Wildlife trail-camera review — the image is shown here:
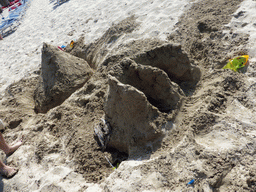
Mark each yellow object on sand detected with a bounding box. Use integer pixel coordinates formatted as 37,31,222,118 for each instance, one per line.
70,40,74,48
223,55,249,72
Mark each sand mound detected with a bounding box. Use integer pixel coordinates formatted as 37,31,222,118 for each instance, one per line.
34,43,93,113
104,75,166,154
108,58,183,112
66,16,139,69
131,43,201,83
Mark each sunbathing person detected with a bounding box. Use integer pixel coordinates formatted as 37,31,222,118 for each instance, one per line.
0,120,22,178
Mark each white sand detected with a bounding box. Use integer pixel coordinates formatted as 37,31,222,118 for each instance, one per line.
226,0,256,61
0,0,192,95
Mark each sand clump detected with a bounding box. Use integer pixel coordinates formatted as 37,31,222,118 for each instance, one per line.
104,75,167,154
34,43,93,113
108,58,183,112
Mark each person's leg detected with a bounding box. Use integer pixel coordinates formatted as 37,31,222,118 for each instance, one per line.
0,132,22,156
0,120,21,178
0,160,18,178
0,120,22,156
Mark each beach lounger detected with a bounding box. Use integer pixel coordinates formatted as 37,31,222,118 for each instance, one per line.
0,18,16,36
56,0,67,6
0,0,24,37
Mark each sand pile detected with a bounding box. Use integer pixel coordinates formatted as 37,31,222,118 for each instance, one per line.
1,0,256,191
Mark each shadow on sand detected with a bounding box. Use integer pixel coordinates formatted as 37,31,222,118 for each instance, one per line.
51,0,70,10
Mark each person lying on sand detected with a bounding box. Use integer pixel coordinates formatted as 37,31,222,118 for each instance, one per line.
0,120,22,178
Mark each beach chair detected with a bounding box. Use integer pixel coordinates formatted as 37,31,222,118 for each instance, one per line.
0,18,16,36
56,0,68,6
0,0,24,37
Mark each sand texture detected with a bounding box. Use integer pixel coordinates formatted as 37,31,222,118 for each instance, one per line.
1,0,256,191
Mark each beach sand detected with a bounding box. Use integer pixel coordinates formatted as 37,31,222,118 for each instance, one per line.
0,0,190,94
0,0,256,191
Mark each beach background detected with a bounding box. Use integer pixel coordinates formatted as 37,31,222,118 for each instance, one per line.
0,0,256,191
